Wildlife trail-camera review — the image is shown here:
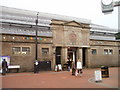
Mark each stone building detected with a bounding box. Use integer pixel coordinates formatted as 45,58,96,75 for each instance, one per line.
0,6,119,72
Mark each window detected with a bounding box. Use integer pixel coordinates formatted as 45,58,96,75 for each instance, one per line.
91,49,97,55
42,48,49,55
12,47,30,55
109,49,113,54
104,49,108,54
104,49,113,55
22,47,30,55
12,47,21,55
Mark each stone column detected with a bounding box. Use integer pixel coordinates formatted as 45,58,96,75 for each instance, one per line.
86,48,91,68
73,51,75,62
77,48,82,62
51,47,56,70
61,47,68,66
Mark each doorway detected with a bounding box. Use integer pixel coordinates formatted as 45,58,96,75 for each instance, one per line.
68,47,77,67
55,47,61,65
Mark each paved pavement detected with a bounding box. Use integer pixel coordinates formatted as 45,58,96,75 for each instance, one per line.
0,67,119,88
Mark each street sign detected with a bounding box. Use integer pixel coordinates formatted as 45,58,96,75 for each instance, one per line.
94,70,102,82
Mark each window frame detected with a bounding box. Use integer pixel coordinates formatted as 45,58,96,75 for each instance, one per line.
12,46,31,56
42,48,49,55
91,49,97,55
21,47,30,55
104,49,113,55
104,49,109,55
12,47,21,55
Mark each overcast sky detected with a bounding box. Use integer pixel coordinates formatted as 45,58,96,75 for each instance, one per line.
1,0,118,29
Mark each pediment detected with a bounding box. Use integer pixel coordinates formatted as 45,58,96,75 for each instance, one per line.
63,21,83,27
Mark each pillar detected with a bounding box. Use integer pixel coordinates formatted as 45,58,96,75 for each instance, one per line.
77,48,82,62
52,47,56,70
73,51,75,62
86,48,91,68
61,47,68,66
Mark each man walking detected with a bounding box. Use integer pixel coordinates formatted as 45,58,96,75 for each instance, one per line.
2,59,8,75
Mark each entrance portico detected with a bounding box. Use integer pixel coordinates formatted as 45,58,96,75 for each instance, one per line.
51,46,90,70
51,20,90,70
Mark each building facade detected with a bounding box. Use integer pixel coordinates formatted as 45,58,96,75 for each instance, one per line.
0,6,119,72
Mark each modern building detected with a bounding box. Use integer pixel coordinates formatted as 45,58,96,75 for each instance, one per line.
0,6,119,72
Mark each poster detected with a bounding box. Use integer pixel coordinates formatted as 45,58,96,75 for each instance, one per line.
94,70,102,82
0,56,10,66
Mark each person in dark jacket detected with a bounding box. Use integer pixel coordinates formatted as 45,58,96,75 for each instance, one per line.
2,59,8,75
67,58,71,71
34,60,39,73
72,61,76,75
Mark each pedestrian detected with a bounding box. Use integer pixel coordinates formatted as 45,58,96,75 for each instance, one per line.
34,60,39,73
2,59,8,75
67,58,71,71
72,61,76,75
75,59,83,77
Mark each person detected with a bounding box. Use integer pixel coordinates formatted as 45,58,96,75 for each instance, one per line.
2,59,8,75
76,59,83,77
67,58,71,71
72,61,76,75
34,60,39,73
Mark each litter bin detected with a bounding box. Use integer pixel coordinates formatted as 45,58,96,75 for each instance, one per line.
101,66,109,78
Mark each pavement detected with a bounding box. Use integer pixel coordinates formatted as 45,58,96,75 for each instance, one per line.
0,67,119,88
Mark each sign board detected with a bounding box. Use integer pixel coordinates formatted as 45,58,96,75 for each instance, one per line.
0,56,10,66
94,70,102,82
76,62,82,69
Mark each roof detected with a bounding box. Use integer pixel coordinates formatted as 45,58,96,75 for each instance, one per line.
0,6,91,26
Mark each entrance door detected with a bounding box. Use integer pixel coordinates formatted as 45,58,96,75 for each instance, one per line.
55,47,61,65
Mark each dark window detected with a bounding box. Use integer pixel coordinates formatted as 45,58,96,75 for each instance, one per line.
91,49,97,55
104,49,113,55
104,49,108,55
109,49,113,54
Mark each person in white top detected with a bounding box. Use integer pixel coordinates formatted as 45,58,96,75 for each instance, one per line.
76,59,83,77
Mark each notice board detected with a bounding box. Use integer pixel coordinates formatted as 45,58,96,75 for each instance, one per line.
0,56,10,66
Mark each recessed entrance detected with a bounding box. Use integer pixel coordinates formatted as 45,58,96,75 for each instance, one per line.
67,47,77,67
55,47,61,65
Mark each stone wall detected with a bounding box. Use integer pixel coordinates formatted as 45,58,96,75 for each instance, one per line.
1,34,53,72
90,39,119,67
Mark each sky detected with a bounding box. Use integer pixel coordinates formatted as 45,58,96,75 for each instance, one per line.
1,0,118,29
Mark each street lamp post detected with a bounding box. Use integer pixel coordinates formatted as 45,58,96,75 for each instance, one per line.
34,12,39,73
35,12,39,61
